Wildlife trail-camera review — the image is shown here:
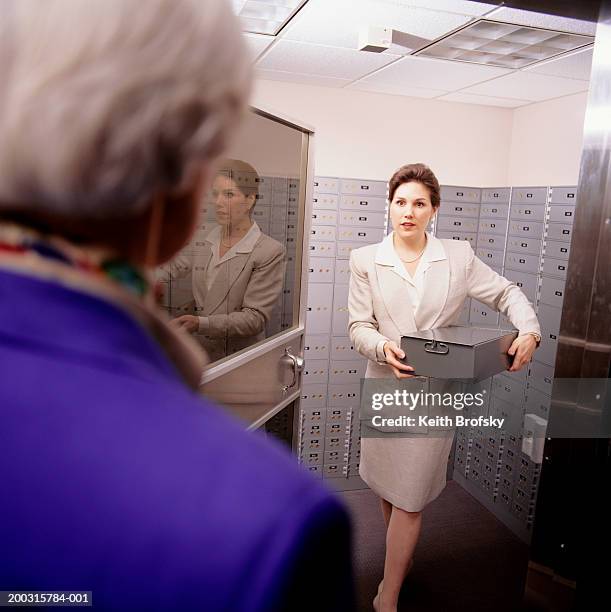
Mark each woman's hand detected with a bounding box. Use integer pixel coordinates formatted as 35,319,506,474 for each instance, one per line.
383,341,416,379
170,315,199,333
507,334,537,371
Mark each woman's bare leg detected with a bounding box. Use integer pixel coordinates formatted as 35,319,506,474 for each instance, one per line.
380,497,392,529
374,506,422,612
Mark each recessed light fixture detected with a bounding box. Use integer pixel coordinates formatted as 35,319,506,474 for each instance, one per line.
231,0,309,36
413,19,594,69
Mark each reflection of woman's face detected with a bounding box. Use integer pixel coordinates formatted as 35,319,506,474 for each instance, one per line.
211,175,254,227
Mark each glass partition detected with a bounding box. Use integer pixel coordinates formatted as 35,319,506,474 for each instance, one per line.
157,109,309,366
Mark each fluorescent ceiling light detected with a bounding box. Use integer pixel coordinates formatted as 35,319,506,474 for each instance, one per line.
413,19,594,69
231,0,308,36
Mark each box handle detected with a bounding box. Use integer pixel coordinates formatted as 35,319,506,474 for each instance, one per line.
424,340,449,355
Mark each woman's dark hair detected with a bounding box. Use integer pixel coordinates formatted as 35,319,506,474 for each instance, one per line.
388,163,441,208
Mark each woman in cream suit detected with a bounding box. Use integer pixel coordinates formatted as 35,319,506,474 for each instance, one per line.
168,159,285,361
348,163,541,612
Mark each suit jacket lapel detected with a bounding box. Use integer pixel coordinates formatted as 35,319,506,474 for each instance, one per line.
375,264,417,333
414,258,450,330
203,252,251,314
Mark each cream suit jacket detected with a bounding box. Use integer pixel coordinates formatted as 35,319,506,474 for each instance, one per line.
348,234,541,379
162,229,285,361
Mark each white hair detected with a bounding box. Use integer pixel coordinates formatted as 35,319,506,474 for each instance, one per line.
0,0,251,218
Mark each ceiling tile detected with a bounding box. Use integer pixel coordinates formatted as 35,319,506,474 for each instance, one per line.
281,0,478,50
438,92,530,107
376,1,499,16
256,40,399,79
254,68,352,88
487,7,597,36
354,55,512,91
243,33,275,61
348,81,448,98
460,71,590,101
526,47,594,81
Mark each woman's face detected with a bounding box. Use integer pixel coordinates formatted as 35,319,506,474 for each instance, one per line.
211,175,255,227
389,181,437,237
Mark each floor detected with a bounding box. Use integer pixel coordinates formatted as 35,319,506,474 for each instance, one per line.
341,481,530,612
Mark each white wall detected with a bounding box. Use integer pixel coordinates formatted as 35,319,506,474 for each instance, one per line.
252,79,513,187
252,79,589,188
507,92,588,186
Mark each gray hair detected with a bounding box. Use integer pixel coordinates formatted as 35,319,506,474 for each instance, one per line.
0,0,251,218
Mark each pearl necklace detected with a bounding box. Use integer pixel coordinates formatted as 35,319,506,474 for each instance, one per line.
397,236,427,263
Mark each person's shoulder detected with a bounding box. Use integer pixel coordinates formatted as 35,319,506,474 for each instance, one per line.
256,232,285,257
349,242,379,265
434,236,472,258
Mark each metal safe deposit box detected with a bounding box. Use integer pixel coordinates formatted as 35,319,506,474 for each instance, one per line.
401,326,518,382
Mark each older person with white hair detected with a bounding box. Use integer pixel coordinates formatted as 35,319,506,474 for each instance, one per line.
0,1,353,611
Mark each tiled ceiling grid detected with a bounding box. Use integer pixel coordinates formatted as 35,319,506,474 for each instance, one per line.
242,0,595,108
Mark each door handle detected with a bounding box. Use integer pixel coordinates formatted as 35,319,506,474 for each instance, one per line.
282,348,304,393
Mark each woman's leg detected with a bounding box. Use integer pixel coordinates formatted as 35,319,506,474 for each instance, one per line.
380,497,392,529
375,506,422,612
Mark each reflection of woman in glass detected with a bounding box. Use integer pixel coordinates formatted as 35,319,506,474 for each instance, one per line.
170,159,285,361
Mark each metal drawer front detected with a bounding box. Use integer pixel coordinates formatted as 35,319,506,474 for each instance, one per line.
441,186,481,203
331,336,362,362
332,285,349,336
528,360,554,396
508,220,544,239
476,247,504,269
511,187,548,204
504,252,540,274
504,270,539,304
308,240,336,258
479,203,509,219
542,257,568,279
476,233,505,252
328,383,360,407
307,257,335,283
310,225,337,242
538,303,563,337
339,195,387,212
337,226,385,243
305,284,333,335
492,375,526,406
303,359,329,385
304,335,331,361
336,241,365,260
436,216,479,233
481,188,511,204
549,186,577,205
440,202,480,218
510,204,546,223
312,193,339,210
311,210,338,226
506,236,542,257
334,259,351,285
545,239,571,261
436,231,477,247
300,385,327,409
524,386,551,420
548,205,576,224
546,223,573,243
340,179,386,197
538,330,559,367
329,360,366,385
539,276,566,308
479,218,508,236
470,302,500,325
313,176,339,194
339,210,386,228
